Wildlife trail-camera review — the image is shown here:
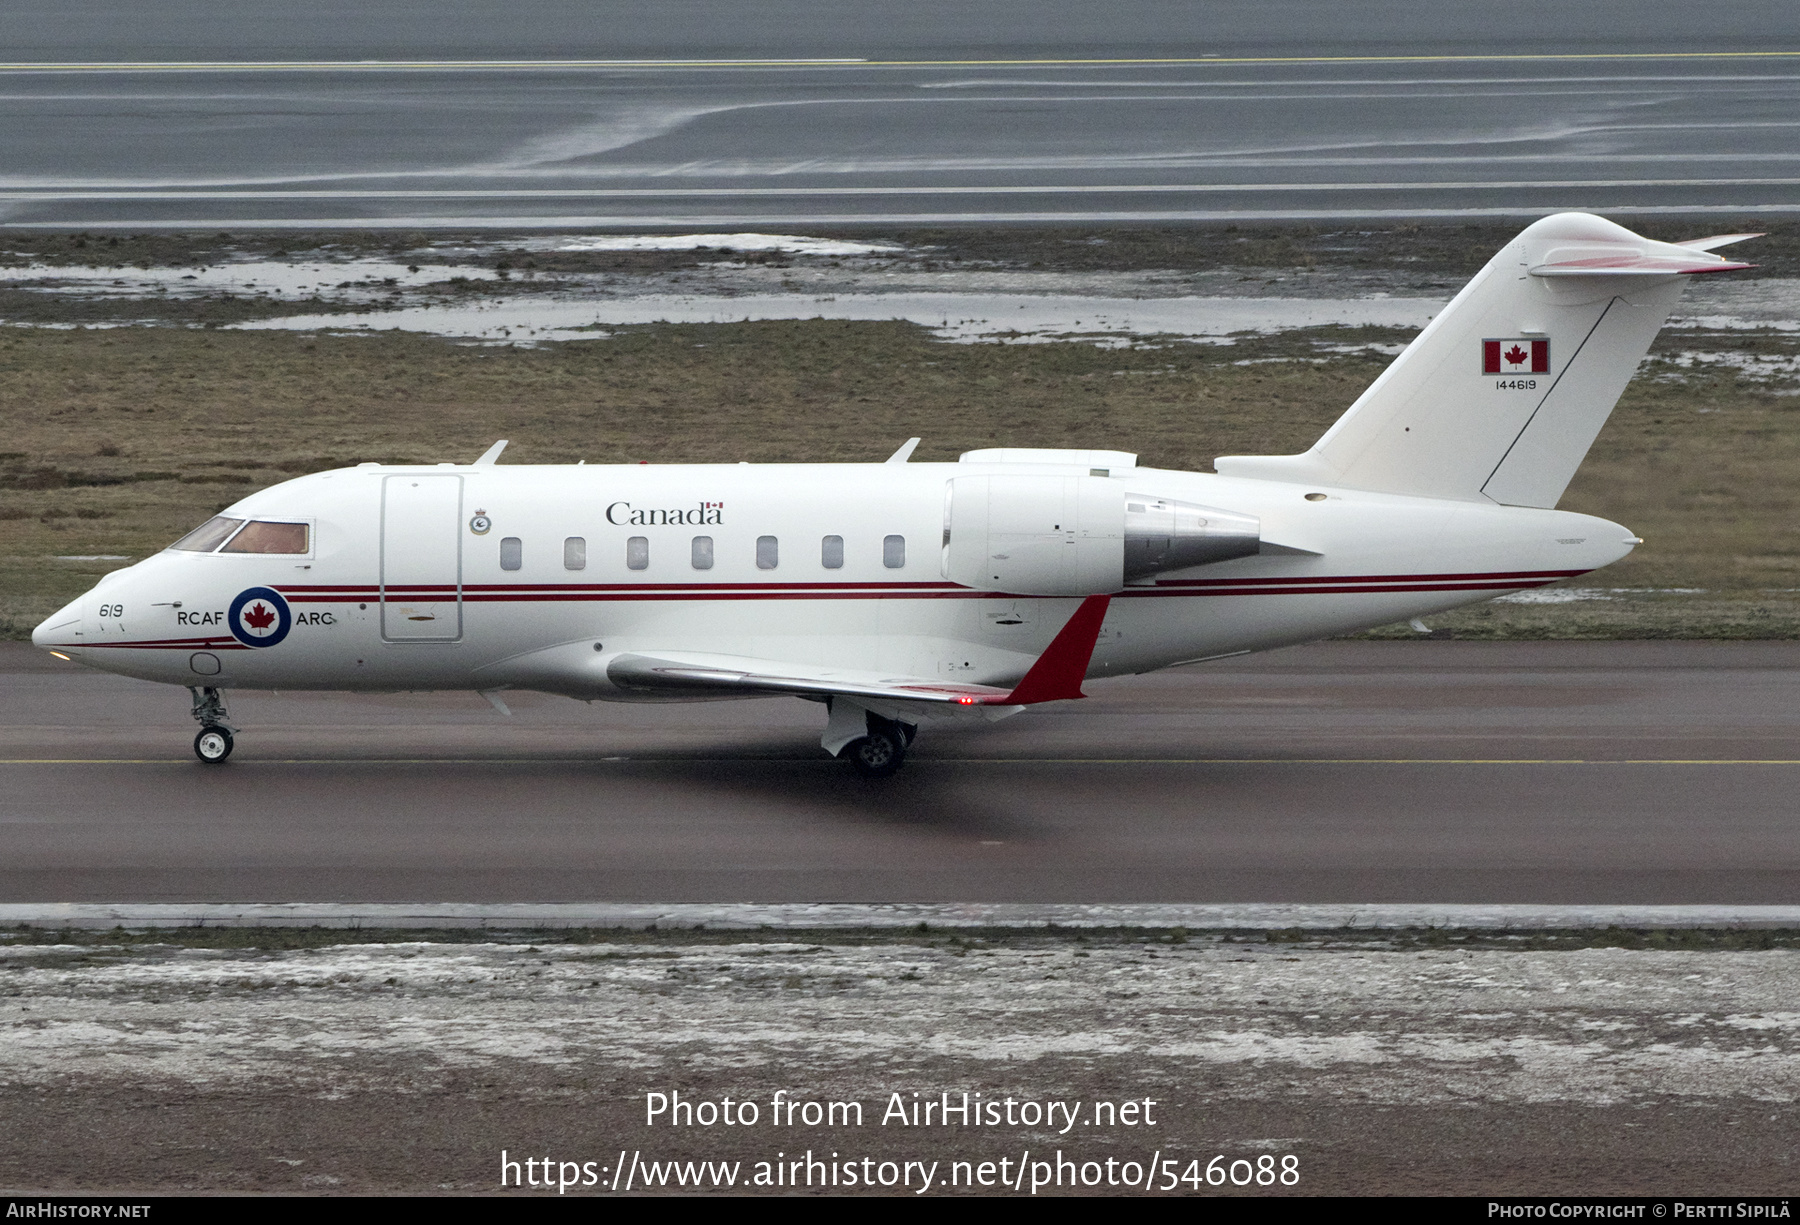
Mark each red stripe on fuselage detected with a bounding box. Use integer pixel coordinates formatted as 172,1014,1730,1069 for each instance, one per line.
76,569,1580,650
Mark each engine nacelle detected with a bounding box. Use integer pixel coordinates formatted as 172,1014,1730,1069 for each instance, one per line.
942,475,1260,595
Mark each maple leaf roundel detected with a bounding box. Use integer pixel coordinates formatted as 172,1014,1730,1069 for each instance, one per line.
228,586,292,648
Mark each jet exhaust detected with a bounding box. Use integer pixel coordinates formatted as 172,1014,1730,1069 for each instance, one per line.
1123,495,1260,583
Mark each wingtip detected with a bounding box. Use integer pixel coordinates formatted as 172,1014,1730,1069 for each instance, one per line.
885,437,922,464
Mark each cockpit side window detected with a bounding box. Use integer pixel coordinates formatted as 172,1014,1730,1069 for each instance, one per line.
170,516,245,552
220,521,311,554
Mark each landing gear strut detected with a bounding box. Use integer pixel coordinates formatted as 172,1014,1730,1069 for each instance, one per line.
188,686,237,765
841,713,915,779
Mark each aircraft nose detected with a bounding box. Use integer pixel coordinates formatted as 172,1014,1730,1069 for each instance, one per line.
32,595,84,649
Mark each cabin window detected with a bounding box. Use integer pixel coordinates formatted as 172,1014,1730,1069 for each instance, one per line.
170,516,244,552
221,521,310,554
883,534,906,568
821,535,844,569
564,537,586,570
756,535,778,570
691,535,714,569
626,536,649,570
500,537,522,570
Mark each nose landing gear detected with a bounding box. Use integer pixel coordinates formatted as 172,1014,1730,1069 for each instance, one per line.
187,686,237,764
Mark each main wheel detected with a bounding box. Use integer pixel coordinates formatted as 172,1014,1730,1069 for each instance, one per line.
843,727,905,779
194,725,234,764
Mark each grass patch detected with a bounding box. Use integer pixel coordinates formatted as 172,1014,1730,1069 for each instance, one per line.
10,220,1800,276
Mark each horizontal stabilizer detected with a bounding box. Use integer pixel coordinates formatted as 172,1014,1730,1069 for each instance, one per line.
1674,233,1764,252
1529,252,1753,276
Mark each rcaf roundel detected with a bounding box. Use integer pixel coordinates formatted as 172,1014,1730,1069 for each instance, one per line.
228,586,292,648
1483,338,1550,375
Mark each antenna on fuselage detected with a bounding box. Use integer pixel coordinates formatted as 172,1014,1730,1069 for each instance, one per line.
473,439,509,465
885,437,921,464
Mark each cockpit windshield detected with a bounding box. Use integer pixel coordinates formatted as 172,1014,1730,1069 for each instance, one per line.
169,516,244,552
168,516,310,554
221,521,309,554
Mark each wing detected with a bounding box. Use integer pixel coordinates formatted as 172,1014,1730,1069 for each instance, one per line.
607,594,1112,708
606,652,1012,704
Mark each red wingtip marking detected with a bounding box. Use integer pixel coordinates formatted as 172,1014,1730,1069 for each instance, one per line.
997,593,1112,706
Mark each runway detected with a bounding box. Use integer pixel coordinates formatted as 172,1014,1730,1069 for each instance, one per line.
6,640,1799,904
3,3,1800,226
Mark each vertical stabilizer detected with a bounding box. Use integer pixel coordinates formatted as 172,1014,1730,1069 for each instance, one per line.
1214,214,1754,507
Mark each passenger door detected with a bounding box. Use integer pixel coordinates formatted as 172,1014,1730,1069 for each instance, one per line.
381,475,462,642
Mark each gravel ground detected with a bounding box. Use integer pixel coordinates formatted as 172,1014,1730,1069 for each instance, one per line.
1,931,1793,1195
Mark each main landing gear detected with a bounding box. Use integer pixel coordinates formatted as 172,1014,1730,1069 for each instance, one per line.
840,713,916,780
188,686,237,765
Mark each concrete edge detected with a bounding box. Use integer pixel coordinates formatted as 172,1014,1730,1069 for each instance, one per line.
3,903,1799,931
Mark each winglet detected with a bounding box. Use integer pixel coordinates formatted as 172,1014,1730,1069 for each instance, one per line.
474,439,509,465
885,437,921,464
996,594,1112,705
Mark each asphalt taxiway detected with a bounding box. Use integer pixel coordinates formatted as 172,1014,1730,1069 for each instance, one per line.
4,640,1798,904
5,3,1800,226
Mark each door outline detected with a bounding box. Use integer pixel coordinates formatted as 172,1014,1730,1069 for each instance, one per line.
380,474,463,643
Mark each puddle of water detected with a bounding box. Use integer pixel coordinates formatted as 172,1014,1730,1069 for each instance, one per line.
1494,588,1708,604
1657,350,1800,379
553,233,902,256
230,292,1444,344
0,259,498,299
1495,588,1618,605
1671,278,1800,330
1668,315,1800,333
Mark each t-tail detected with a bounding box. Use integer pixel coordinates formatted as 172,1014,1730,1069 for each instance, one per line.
1215,213,1757,507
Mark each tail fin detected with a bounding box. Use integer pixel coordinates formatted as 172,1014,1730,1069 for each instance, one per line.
1214,214,1755,508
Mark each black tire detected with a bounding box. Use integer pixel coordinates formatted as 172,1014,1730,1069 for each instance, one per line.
194,725,234,764
843,729,905,779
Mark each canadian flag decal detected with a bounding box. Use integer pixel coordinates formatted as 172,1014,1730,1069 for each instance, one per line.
1483,338,1550,375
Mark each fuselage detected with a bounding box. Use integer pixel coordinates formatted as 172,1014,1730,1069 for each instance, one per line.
33,456,1635,697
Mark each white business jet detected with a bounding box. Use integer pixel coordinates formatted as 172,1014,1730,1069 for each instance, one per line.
33,213,1754,775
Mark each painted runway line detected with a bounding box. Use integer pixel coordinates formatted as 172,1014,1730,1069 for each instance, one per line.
3,52,1800,73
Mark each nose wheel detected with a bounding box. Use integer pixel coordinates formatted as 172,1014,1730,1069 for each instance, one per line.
194,725,234,764
187,686,238,765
